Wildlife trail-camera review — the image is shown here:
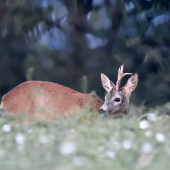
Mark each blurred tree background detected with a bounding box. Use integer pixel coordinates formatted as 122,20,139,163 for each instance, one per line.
0,0,170,109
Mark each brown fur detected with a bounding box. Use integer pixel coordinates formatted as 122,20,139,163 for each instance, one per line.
1,81,103,119
1,65,138,120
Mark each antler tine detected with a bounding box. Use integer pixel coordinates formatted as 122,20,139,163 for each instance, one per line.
117,65,124,80
116,65,132,91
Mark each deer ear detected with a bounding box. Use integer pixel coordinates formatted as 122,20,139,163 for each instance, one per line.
101,73,115,92
123,73,138,95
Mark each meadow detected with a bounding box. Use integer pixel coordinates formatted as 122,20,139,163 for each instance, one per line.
0,105,169,170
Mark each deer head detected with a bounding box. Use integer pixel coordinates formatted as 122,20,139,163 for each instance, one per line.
98,65,138,118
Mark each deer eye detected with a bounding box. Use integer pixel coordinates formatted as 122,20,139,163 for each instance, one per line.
115,98,120,102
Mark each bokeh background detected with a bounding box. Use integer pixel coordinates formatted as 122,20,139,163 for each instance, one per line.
0,1,170,169
0,0,170,109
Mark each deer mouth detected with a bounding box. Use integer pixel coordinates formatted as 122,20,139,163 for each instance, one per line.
113,113,124,119
98,108,125,118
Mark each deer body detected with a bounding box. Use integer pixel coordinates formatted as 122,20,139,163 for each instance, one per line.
1,65,138,119
1,81,103,117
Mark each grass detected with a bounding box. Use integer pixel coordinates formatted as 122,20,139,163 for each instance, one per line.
0,106,169,170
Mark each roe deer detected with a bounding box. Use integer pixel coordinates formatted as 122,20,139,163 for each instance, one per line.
1,65,138,119
99,65,138,118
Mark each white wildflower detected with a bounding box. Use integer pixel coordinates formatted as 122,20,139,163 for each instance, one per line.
123,140,132,149
142,143,152,153
106,151,115,158
156,133,166,142
145,131,152,138
147,113,157,121
2,124,11,132
140,120,150,129
15,133,25,145
60,141,76,155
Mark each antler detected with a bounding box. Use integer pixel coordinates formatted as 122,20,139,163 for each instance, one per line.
116,65,132,90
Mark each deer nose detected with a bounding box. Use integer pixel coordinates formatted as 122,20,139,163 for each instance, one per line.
98,108,105,114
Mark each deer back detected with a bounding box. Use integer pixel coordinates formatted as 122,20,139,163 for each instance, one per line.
1,81,103,119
